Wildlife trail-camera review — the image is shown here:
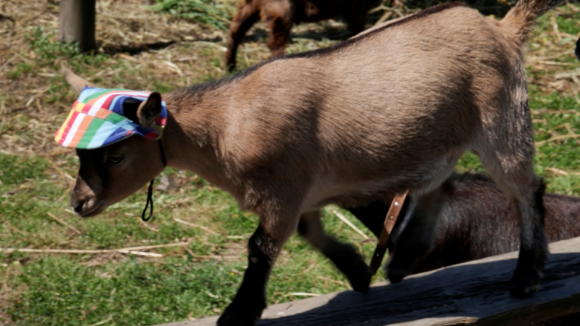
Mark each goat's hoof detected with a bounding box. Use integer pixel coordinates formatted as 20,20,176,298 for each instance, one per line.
217,301,263,326
349,265,372,293
324,242,372,293
386,267,409,284
510,283,539,298
510,269,542,298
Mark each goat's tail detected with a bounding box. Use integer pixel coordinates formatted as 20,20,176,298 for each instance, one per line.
500,0,564,46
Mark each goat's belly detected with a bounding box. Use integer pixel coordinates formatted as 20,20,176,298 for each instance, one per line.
301,179,399,212
301,153,461,212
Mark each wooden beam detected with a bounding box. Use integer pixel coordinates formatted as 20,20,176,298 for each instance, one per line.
155,237,580,326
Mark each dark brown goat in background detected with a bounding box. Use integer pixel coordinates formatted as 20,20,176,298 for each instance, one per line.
225,0,382,70
338,173,580,325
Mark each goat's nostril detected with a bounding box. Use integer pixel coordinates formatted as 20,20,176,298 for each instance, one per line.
72,201,84,214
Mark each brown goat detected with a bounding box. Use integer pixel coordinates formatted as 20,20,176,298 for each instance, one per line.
61,0,564,324
339,172,580,325
225,0,382,70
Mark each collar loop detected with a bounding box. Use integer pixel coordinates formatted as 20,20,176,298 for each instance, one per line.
142,140,167,222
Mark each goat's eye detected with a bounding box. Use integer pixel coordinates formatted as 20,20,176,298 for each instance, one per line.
106,154,124,165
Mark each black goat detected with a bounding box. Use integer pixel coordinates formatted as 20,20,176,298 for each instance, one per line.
345,173,580,325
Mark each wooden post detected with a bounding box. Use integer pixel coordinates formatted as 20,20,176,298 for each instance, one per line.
154,237,580,326
59,0,96,53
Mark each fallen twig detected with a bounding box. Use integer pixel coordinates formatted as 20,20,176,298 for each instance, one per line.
0,241,194,257
555,68,580,80
3,222,27,236
535,60,574,66
190,254,239,261
316,275,349,289
535,134,580,146
226,235,246,239
374,11,393,26
116,242,190,251
285,292,320,297
331,210,369,240
300,261,318,275
564,124,580,147
551,16,562,42
545,167,569,176
184,246,196,257
87,314,113,326
0,248,162,257
47,212,82,235
139,219,159,232
173,218,219,235
544,167,580,176
116,250,162,257
532,109,580,116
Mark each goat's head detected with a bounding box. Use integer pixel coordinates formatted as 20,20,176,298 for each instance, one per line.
60,67,166,217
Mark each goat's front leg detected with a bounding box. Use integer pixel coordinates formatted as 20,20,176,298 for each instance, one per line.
386,185,450,283
218,214,298,326
298,211,372,292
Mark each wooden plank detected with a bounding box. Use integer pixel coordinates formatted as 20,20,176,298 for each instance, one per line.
154,237,580,326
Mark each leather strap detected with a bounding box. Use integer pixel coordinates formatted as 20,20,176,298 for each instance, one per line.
370,190,408,275
142,140,167,222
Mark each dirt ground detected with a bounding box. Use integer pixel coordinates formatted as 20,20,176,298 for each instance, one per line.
1,0,578,159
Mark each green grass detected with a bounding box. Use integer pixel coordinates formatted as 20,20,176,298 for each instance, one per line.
0,152,377,325
3,2,580,325
152,0,235,30
26,27,109,69
8,257,241,325
6,63,33,80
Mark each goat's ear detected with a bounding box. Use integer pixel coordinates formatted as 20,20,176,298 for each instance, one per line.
136,92,163,129
61,66,97,94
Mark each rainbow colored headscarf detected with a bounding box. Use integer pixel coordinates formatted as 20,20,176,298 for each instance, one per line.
55,87,168,149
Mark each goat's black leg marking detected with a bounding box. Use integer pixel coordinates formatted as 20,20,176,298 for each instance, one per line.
298,211,372,292
322,240,373,292
511,179,548,298
226,2,260,71
387,184,450,283
218,226,274,326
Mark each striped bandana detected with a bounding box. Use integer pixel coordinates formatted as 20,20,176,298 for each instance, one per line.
55,87,168,149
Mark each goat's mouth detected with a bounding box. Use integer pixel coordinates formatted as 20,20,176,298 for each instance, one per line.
75,201,105,218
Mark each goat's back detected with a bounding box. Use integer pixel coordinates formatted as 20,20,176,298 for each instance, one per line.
220,3,528,210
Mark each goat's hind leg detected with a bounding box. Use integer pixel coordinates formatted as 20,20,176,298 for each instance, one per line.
226,0,260,71
298,211,373,292
262,0,293,58
512,177,547,297
477,147,547,297
474,54,547,297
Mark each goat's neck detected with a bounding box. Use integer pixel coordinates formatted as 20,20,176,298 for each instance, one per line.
159,85,234,192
